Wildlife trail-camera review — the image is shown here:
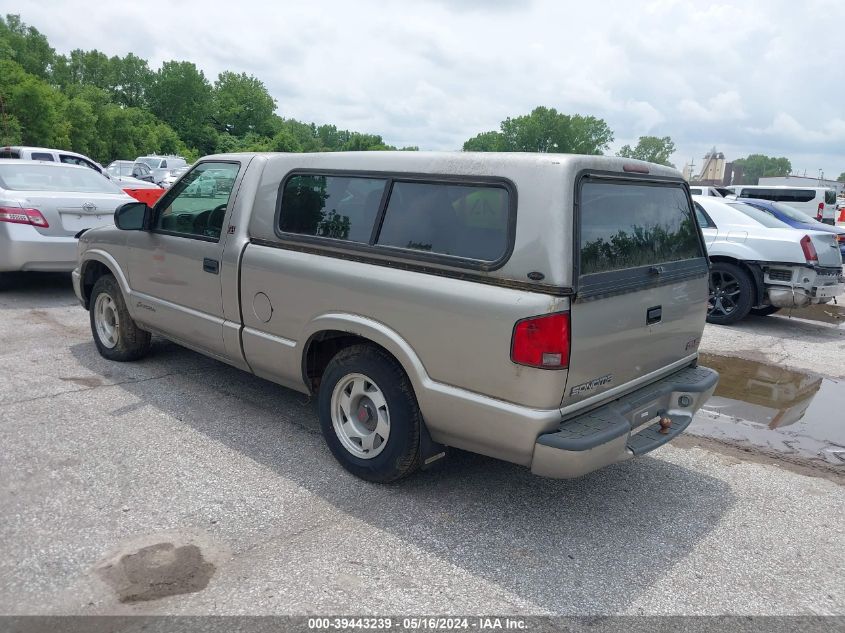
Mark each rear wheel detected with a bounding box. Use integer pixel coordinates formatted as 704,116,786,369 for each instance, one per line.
707,262,753,325
318,344,421,483
750,305,781,317
90,274,151,361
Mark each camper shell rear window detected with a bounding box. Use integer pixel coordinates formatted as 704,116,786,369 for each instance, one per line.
578,179,704,276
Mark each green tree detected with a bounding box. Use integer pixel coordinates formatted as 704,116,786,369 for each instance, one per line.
0,14,54,79
0,14,421,162
274,118,322,152
733,154,792,185
270,129,302,152
463,106,613,154
342,132,394,151
617,135,676,166
463,130,505,152
147,60,216,153
836,172,845,183
64,96,97,156
212,71,276,137
111,53,152,108
7,74,64,146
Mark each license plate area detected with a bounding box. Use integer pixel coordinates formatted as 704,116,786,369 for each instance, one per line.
814,283,843,299
627,394,672,435
60,212,111,233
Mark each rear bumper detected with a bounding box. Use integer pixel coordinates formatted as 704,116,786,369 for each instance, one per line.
0,222,77,272
531,365,719,479
764,266,844,308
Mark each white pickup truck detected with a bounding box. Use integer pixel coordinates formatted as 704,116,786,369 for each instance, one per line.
693,195,844,323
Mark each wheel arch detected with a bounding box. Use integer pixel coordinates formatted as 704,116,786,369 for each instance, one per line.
708,255,765,306
299,314,428,397
79,250,130,310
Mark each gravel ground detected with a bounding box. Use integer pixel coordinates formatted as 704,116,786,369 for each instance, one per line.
0,273,843,616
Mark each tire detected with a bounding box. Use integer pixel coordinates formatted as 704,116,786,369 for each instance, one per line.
89,274,151,361
750,305,781,317
706,262,754,325
318,344,421,483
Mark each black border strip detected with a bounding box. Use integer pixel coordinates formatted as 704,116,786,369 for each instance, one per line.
249,237,574,296
578,258,709,299
270,168,518,273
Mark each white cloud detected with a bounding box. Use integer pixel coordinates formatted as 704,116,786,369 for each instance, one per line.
11,0,845,175
678,91,747,123
748,113,845,144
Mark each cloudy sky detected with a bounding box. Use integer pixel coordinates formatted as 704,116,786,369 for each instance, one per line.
11,0,845,177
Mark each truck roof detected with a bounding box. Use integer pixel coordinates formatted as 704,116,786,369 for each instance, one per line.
204,150,682,180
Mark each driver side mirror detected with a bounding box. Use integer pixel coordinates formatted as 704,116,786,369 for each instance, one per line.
114,201,152,231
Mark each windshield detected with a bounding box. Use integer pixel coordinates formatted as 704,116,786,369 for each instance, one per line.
727,202,792,228
138,158,161,168
0,163,122,193
825,190,836,205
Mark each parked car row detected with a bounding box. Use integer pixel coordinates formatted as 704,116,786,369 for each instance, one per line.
0,146,196,209
2,145,190,186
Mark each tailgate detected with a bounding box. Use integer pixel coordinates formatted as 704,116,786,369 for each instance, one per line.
564,176,709,407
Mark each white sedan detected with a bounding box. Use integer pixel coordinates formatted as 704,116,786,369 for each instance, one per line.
693,195,843,324
0,160,134,277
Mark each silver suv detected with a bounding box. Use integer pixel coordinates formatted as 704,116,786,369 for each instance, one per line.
73,152,718,482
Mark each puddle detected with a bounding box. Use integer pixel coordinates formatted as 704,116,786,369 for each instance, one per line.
767,302,845,325
690,354,845,468
96,539,217,603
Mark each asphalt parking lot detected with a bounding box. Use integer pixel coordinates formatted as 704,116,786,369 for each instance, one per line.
1,273,844,616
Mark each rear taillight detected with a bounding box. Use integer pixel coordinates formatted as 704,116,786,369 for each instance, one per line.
800,235,818,265
511,312,570,369
817,202,824,220
0,206,49,228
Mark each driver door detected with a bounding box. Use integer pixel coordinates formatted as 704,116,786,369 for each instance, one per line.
125,161,241,359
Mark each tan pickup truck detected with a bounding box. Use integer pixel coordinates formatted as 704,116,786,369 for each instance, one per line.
74,152,718,482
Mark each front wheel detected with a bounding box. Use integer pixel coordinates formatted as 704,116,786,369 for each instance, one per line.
90,274,151,361
318,345,421,483
706,262,754,325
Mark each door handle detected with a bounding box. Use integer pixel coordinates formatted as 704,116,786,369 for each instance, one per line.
646,305,662,325
203,258,219,274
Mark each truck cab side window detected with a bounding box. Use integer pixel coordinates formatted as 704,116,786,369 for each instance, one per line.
154,162,240,240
